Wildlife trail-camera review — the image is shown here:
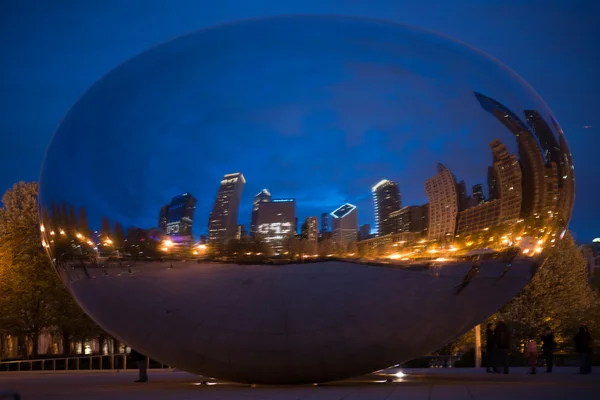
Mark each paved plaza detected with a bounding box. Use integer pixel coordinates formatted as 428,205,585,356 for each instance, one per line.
1,367,598,399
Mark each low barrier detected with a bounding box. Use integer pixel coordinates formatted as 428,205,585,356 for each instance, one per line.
0,354,171,372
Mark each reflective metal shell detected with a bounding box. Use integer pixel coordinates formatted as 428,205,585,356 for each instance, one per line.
39,15,574,384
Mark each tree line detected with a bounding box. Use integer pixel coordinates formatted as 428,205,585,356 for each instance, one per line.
0,182,107,358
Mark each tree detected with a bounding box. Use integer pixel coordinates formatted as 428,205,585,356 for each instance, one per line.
0,182,64,356
318,239,334,256
493,233,600,351
113,222,125,250
78,207,91,238
346,242,358,256
303,240,318,256
436,233,600,357
0,182,104,357
52,287,102,355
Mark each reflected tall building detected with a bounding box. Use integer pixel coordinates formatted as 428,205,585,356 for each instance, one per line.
474,92,569,225
372,179,402,236
301,217,319,241
255,199,296,251
208,173,246,243
469,184,485,207
425,164,459,241
389,204,429,237
457,199,501,236
359,224,371,241
526,111,575,223
251,189,271,237
557,133,575,223
457,180,469,211
320,212,330,234
331,203,358,245
159,193,197,236
158,205,169,232
490,139,522,225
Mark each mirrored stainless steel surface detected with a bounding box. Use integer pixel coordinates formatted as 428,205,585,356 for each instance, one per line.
39,15,574,384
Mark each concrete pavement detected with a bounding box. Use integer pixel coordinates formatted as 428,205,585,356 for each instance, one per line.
1,367,598,399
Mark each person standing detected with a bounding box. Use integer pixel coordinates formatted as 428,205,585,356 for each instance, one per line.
574,326,592,374
495,321,511,374
128,348,148,382
541,327,556,373
485,323,498,373
525,338,539,375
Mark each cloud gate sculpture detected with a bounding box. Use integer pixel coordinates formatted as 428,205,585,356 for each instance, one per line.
39,15,574,384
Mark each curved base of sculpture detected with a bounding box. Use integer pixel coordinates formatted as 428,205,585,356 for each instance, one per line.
61,259,534,384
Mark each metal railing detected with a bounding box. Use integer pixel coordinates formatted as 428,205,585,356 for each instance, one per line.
426,356,461,368
0,354,171,372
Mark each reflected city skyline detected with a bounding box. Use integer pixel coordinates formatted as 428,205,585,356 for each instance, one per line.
40,94,573,265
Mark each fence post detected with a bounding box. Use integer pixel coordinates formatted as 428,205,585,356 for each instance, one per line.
41,360,44,371
123,354,127,370
53,359,56,371
89,356,92,370
76,357,79,370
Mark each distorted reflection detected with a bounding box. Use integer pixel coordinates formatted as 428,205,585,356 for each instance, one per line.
38,15,574,384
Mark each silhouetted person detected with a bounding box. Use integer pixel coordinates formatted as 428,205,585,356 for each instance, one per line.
454,263,480,294
495,321,511,374
485,323,499,373
574,326,592,374
541,327,556,373
128,349,148,382
525,338,538,375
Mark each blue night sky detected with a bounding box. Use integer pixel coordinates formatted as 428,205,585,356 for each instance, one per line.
1,0,599,241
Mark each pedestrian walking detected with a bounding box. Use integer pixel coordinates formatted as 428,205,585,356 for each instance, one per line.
495,321,511,374
541,327,556,373
574,326,592,374
485,323,499,373
128,348,149,382
525,338,538,375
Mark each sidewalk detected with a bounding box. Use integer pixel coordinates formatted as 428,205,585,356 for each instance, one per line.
1,367,598,400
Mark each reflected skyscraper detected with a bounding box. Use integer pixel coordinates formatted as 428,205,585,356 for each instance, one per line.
457,180,469,211
331,203,358,245
359,224,371,240
160,193,197,236
251,189,271,237
158,205,169,232
557,133,575,222
490,139,522,225
472,184,485,205
372,179,402,236
320,212,329,234
389,204,429,237
208,173,246,243
301,217,319,241
255,199,296,251
425,164,459,241
474,92,566,225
